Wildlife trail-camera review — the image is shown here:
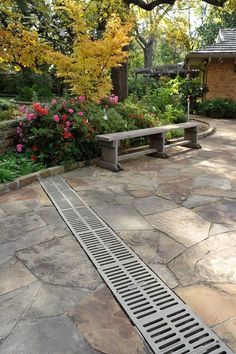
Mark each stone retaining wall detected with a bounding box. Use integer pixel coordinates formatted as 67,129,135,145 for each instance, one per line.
0,119,18,155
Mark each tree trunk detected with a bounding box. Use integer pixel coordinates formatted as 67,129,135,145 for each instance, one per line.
111,61,128,101
144,38,154,68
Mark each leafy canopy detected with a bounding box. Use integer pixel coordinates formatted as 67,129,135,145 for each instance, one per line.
47,0,133,100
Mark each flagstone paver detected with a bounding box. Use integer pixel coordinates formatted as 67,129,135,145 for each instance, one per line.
0,282,41,341
93,204,152,231
215,318,236,352
1,199,41,215
1,117,236,352
0,315,100,354
0,213,46,240
209,222,236,236
183,194,220,208
133,195,178,215
16,236,103,290
193,175,232,190
24,284,89,319
146,207,210,247
175,285,236,326
169,232,236,286
0,259,37,296
194,198,236,223
118,230,185,263
68,285,152,354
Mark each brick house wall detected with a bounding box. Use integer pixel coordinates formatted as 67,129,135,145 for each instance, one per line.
206,58,236,100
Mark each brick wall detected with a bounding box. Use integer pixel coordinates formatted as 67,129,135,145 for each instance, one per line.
0,120,18,155
206,58,236,100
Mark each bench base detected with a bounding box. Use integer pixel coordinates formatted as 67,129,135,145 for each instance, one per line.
182,142,202,149
150,151,169,159
98,160,124,172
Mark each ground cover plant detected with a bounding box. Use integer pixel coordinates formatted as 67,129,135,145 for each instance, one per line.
0,151,44,183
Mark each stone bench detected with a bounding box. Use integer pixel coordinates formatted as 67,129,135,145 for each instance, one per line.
96,122,201,172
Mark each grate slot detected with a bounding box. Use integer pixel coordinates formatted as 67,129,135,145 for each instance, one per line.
41,176,234,354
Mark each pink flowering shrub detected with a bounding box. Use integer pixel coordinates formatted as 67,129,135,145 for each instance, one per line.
16,97,97,165
16,94,157,166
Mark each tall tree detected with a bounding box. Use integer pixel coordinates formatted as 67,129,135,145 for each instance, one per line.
111,0,229,100
135,5,172,68
196,7,236,47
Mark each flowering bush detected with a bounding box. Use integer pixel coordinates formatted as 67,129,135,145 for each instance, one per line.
16,92,184,166
16,96,97,166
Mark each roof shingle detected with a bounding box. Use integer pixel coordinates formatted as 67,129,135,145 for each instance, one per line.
188,28,236,57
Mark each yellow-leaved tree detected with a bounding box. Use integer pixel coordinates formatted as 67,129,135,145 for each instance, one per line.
47,0,133,100
0,1,51,71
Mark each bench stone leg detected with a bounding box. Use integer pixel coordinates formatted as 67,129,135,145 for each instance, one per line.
98,141,123,172
183,127,201,149
149,133,169,159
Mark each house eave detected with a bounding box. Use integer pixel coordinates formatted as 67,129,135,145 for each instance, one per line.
186,52,236,60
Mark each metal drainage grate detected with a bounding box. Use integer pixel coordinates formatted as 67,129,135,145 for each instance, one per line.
41,176,233,354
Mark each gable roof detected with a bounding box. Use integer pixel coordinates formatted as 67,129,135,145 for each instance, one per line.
187,28,236,59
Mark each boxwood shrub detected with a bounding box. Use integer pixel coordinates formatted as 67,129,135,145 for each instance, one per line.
198,97,236,119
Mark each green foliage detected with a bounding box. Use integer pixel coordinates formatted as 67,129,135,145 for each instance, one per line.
195,8,236,48
198,98,236,118
0,70,53,101
0,151,44,183
176,78,208,112
17,87,34,101
128,75,160,98
0,98,18,121
16,85,187,167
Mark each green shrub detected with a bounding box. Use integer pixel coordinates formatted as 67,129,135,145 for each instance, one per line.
0,99,18,122
0,99,11,110
198,97,236,118
15,90,188,166
0,70,54,100
0,152,44,183
177,78,208,113
17,87,34,101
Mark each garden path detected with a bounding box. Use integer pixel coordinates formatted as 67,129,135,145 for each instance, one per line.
0,118,236,353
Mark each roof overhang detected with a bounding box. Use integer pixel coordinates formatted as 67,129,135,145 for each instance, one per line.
186,52,236,60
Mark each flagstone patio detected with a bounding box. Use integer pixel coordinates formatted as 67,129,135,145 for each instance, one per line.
0,118,236,353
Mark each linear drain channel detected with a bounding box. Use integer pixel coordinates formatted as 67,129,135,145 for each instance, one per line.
41,176,233,354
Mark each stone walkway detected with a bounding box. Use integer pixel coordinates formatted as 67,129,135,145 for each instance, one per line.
0,118,236,353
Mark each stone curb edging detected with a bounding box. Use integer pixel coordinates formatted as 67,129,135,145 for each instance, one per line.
166,117,215,144
190,117,216,139
0,158,100,195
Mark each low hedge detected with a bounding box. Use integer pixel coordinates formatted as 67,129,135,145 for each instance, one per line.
198,97,236,119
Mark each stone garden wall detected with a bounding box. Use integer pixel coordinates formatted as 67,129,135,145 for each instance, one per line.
0,119,18,155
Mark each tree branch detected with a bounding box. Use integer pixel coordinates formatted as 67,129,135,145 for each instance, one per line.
125,0,175,11
125,0,227,10
135,29,147,47
202,0,226,6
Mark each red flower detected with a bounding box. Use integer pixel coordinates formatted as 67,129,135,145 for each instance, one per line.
63,131,73,139
62,114,67,122
82,118,89,126
31,145,38,151
31,154,38,161
33,102,48,116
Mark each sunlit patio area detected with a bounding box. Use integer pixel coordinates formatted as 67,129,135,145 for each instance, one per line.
0,118,236,353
